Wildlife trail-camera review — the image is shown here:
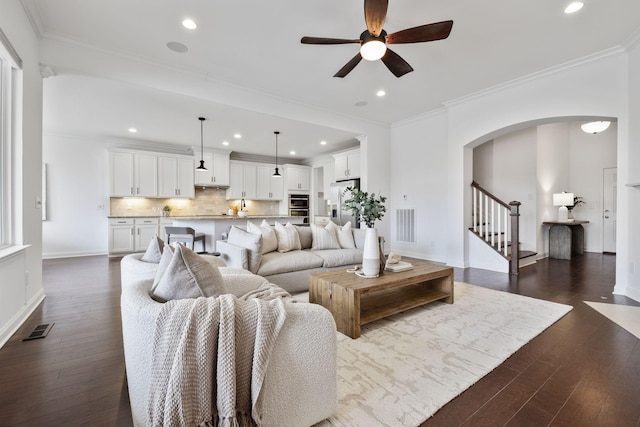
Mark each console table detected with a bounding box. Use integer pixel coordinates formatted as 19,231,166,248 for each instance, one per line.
543,220,589,260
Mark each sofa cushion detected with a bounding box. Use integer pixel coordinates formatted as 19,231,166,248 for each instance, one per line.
149,244,226,302
312,248,363,268
247,220,278,254
274,222,302,253
228,225,263,274
295,226,313,249
140,235,164,263
257,250,324,277
311,223,340,250
326,222,356,249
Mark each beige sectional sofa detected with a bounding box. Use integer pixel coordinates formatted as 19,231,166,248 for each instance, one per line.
216,222,368,293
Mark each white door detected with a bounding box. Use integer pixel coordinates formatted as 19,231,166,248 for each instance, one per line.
603,167,617,253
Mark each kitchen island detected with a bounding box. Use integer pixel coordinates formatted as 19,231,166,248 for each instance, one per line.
169,215,305,252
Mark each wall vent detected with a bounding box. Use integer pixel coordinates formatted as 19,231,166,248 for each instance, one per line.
396,209,416,243
23,323,54,341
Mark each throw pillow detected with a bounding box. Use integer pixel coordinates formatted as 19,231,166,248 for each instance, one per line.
326,221,356,249
140,235,164,263
227,225,263,274
149,244,226,302
311,223,340,250
246,220,278,254
152,243,175,289
295,225,313,249
274,222,301,253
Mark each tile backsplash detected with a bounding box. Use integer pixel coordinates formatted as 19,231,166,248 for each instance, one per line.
110,188,281,217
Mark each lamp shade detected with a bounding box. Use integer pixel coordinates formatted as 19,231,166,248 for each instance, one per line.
553,192,574,207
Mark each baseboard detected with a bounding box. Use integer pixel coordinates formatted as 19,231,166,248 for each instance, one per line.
0,289,46,349
42,250,107,259
613,284,640,303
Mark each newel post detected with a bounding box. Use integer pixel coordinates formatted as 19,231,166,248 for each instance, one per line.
509,201,521,275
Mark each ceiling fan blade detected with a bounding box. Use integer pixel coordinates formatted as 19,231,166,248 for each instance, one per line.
301,36,361,45
386,20,454,44
334,53,363,78
364,0,388,37
381,48,413,77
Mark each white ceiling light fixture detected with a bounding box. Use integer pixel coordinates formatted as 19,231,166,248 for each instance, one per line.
222,141,229,146
128,128,137,133
272,131,282,177
376,90,386,97
320,140,327,145
581,121,610,134
182,19,197,30
233,133,242,139
196,117,207,171
360,36,387,61
290,151,296,155
564,2,584,14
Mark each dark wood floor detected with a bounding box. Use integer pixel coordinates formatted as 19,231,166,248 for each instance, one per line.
0,253,638,426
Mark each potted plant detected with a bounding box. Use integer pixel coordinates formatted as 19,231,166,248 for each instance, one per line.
567,196,585,219
162,205,172,217
342,187,387,277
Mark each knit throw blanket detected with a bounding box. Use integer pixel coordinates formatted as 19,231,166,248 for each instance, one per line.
147,292,287,427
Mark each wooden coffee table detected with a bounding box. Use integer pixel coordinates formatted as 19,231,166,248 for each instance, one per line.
309,259,454,339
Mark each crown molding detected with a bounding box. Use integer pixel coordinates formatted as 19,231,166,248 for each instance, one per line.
623,27,640,51
443,46,627,109
391,107,447,128
20,0,45,39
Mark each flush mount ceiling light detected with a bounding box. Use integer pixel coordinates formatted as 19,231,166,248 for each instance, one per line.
581,121,610,134
564,1,584,14
196,117,207,171
182,19,197,30
273,131,282,177
376,90,386,97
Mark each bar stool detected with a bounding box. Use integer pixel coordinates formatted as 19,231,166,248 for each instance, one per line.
165,227,206,252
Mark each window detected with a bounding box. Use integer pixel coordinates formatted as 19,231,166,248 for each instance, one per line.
0,27,22,248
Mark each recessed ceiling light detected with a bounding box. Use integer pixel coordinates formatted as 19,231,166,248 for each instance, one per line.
289,151,296,155
182,19,197,30
233,133,242,139
320,140,327,145
376,90,386,97
167,41,188,53
564,2,583,14
222,141,230,146
128,128,138,133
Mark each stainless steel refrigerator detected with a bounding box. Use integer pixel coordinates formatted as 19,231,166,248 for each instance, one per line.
329,179,360,228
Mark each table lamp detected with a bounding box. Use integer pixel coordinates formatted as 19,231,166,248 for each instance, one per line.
553,192,574,222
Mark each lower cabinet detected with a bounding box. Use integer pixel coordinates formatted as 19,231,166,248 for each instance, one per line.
108,217,159,255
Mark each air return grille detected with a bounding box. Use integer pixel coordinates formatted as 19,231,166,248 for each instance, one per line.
396,209,416,243
23,323,54,341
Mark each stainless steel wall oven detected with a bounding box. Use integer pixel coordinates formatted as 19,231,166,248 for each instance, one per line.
289,194,310,223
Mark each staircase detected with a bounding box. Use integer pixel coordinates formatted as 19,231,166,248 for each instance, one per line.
470,181,536,275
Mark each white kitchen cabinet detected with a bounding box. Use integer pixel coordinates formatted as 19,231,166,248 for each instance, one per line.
194,150,230,187
256,165,284,200
227,162,257,199
158,156,195,198
333,149,360,181
108,217,160,254
109,151,158,197
285,164,311,191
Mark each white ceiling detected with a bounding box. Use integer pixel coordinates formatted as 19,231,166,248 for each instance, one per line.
24,0,640,159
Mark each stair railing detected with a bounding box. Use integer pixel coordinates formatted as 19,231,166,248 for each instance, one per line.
471,181,521,275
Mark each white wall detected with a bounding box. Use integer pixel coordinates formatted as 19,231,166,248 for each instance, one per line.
0,1,45,346
42,133,109,257
391,50,635,300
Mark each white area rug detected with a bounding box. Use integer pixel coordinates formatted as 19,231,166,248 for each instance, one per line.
584,301,640,339
299,282,572,427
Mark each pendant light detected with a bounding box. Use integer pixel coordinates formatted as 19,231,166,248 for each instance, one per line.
196,117,207,171
272,131,282,177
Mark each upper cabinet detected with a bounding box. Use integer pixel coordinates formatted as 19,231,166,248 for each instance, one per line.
285,164,311,192
256,165,284,200
333,149,360,181
158,156,195,198
227,162,257,200
110,151,158,197
194,149,230,187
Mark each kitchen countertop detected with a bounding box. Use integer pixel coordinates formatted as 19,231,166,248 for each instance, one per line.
108,215,297,220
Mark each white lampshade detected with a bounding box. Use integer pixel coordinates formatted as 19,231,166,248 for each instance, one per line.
581,121,610,134
360,41,387,61
553,192,574,207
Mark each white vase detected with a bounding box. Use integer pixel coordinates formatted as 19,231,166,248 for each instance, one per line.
362,227,380,277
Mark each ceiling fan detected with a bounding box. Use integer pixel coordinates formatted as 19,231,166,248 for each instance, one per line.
300,0,453,78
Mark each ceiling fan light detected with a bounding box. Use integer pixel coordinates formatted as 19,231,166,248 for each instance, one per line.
581,121,610,134
360,40,387,61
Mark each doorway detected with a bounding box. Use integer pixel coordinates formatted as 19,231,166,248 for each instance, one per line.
603,167,617,254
